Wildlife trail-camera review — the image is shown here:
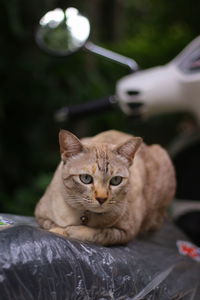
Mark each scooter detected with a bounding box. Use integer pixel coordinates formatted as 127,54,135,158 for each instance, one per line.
36,7,200,245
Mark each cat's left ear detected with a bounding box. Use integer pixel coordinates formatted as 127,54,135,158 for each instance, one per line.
59,130,83,162
116,137,143,165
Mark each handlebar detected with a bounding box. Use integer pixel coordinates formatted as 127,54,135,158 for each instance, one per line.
54,96,117,122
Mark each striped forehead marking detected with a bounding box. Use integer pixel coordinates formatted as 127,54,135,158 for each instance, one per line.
95,147,109,173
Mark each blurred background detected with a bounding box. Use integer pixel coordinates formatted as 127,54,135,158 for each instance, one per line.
1,0,200,216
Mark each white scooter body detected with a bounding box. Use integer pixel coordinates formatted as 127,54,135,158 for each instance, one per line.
117,36,200,222
117,36,200,123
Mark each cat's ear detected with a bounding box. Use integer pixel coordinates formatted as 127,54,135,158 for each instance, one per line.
116,137,143,164
59,130,83,161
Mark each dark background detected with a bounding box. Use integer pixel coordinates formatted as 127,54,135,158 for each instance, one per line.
1,0,200,215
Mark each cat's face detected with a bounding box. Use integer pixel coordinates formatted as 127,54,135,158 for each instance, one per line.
62,147,130,213
59,130,142,213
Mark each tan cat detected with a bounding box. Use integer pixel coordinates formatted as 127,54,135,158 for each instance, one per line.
35,130,176,246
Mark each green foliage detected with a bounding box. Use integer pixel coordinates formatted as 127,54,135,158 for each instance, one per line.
0,172,53,215
0,0,199,215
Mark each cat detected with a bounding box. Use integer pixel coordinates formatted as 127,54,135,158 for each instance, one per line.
35,129,176,246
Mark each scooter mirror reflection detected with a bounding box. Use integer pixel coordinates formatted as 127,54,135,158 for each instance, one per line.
36,7,138,71
36,7,90,55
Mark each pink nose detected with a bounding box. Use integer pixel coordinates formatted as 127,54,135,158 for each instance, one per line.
96,197,107,205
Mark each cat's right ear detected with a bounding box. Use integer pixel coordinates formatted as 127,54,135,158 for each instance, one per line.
59,130,83,162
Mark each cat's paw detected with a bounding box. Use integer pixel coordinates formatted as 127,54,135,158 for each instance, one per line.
65,225,94,242
49,226,68,236
50,225,95,242
37,218,56,230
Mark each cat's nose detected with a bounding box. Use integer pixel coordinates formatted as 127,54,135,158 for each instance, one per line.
96,197,107,205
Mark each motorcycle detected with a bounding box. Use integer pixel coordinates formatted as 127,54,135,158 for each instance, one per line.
36,7,200,245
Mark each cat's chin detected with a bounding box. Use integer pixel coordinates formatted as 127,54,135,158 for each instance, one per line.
85,206,110,214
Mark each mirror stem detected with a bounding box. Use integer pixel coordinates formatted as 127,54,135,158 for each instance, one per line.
84,41,139,72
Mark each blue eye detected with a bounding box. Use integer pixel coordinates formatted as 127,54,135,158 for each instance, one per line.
110,176,123,186
79,174,93,184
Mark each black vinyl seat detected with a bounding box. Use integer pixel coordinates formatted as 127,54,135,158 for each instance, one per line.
0,215,200,300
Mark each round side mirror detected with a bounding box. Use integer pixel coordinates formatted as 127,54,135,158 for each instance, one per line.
36,7,90,56
36,7,138,71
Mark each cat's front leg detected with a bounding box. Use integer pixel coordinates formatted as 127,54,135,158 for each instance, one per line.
52,225,132,246
49,225,95,240
49,226,67,236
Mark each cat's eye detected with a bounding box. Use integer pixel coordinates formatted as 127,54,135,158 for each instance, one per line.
110,176,123,186
79,174,93,184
